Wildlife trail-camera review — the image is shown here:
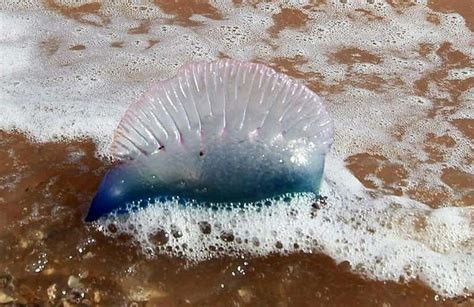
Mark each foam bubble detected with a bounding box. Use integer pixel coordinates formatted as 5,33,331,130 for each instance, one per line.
96,155,474,297
0,1,472,297
447,67,474,80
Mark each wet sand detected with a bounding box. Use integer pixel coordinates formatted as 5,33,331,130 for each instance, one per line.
1,0,473,305
0,133,470,306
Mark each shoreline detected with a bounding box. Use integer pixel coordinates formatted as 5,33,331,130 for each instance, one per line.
1,0,473,304
0,131,472,305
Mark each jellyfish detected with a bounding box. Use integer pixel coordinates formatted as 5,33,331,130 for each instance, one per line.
85,59,333,221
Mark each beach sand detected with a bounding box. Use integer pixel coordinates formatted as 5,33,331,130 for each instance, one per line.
0,1,473,305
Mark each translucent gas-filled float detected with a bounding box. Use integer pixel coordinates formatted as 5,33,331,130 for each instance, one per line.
86,59,333,221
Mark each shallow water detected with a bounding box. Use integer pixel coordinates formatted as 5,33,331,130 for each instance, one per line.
0,132,469,306
0,0,473,305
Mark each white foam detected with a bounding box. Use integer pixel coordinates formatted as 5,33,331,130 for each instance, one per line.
0,12,32,76
447,67,474,80
0,1,472,297
97,155,474,297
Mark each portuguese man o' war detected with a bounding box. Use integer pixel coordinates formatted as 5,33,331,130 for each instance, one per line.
85,59,333,221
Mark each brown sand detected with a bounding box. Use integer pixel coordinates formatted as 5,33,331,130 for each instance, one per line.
0,0,473,305
0,132,471,306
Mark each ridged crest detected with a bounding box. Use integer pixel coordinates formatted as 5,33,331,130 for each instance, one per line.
111,59,333,160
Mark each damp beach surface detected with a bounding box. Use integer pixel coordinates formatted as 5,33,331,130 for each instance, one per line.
0,1,473,306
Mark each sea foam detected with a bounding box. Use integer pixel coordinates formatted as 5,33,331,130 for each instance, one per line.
0,1,472,297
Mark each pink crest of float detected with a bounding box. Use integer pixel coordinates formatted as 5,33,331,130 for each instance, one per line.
110,59,333,161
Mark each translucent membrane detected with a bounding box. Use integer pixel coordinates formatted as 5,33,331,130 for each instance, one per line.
2,3,472,298
86,59,333,221
97,157,474,297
